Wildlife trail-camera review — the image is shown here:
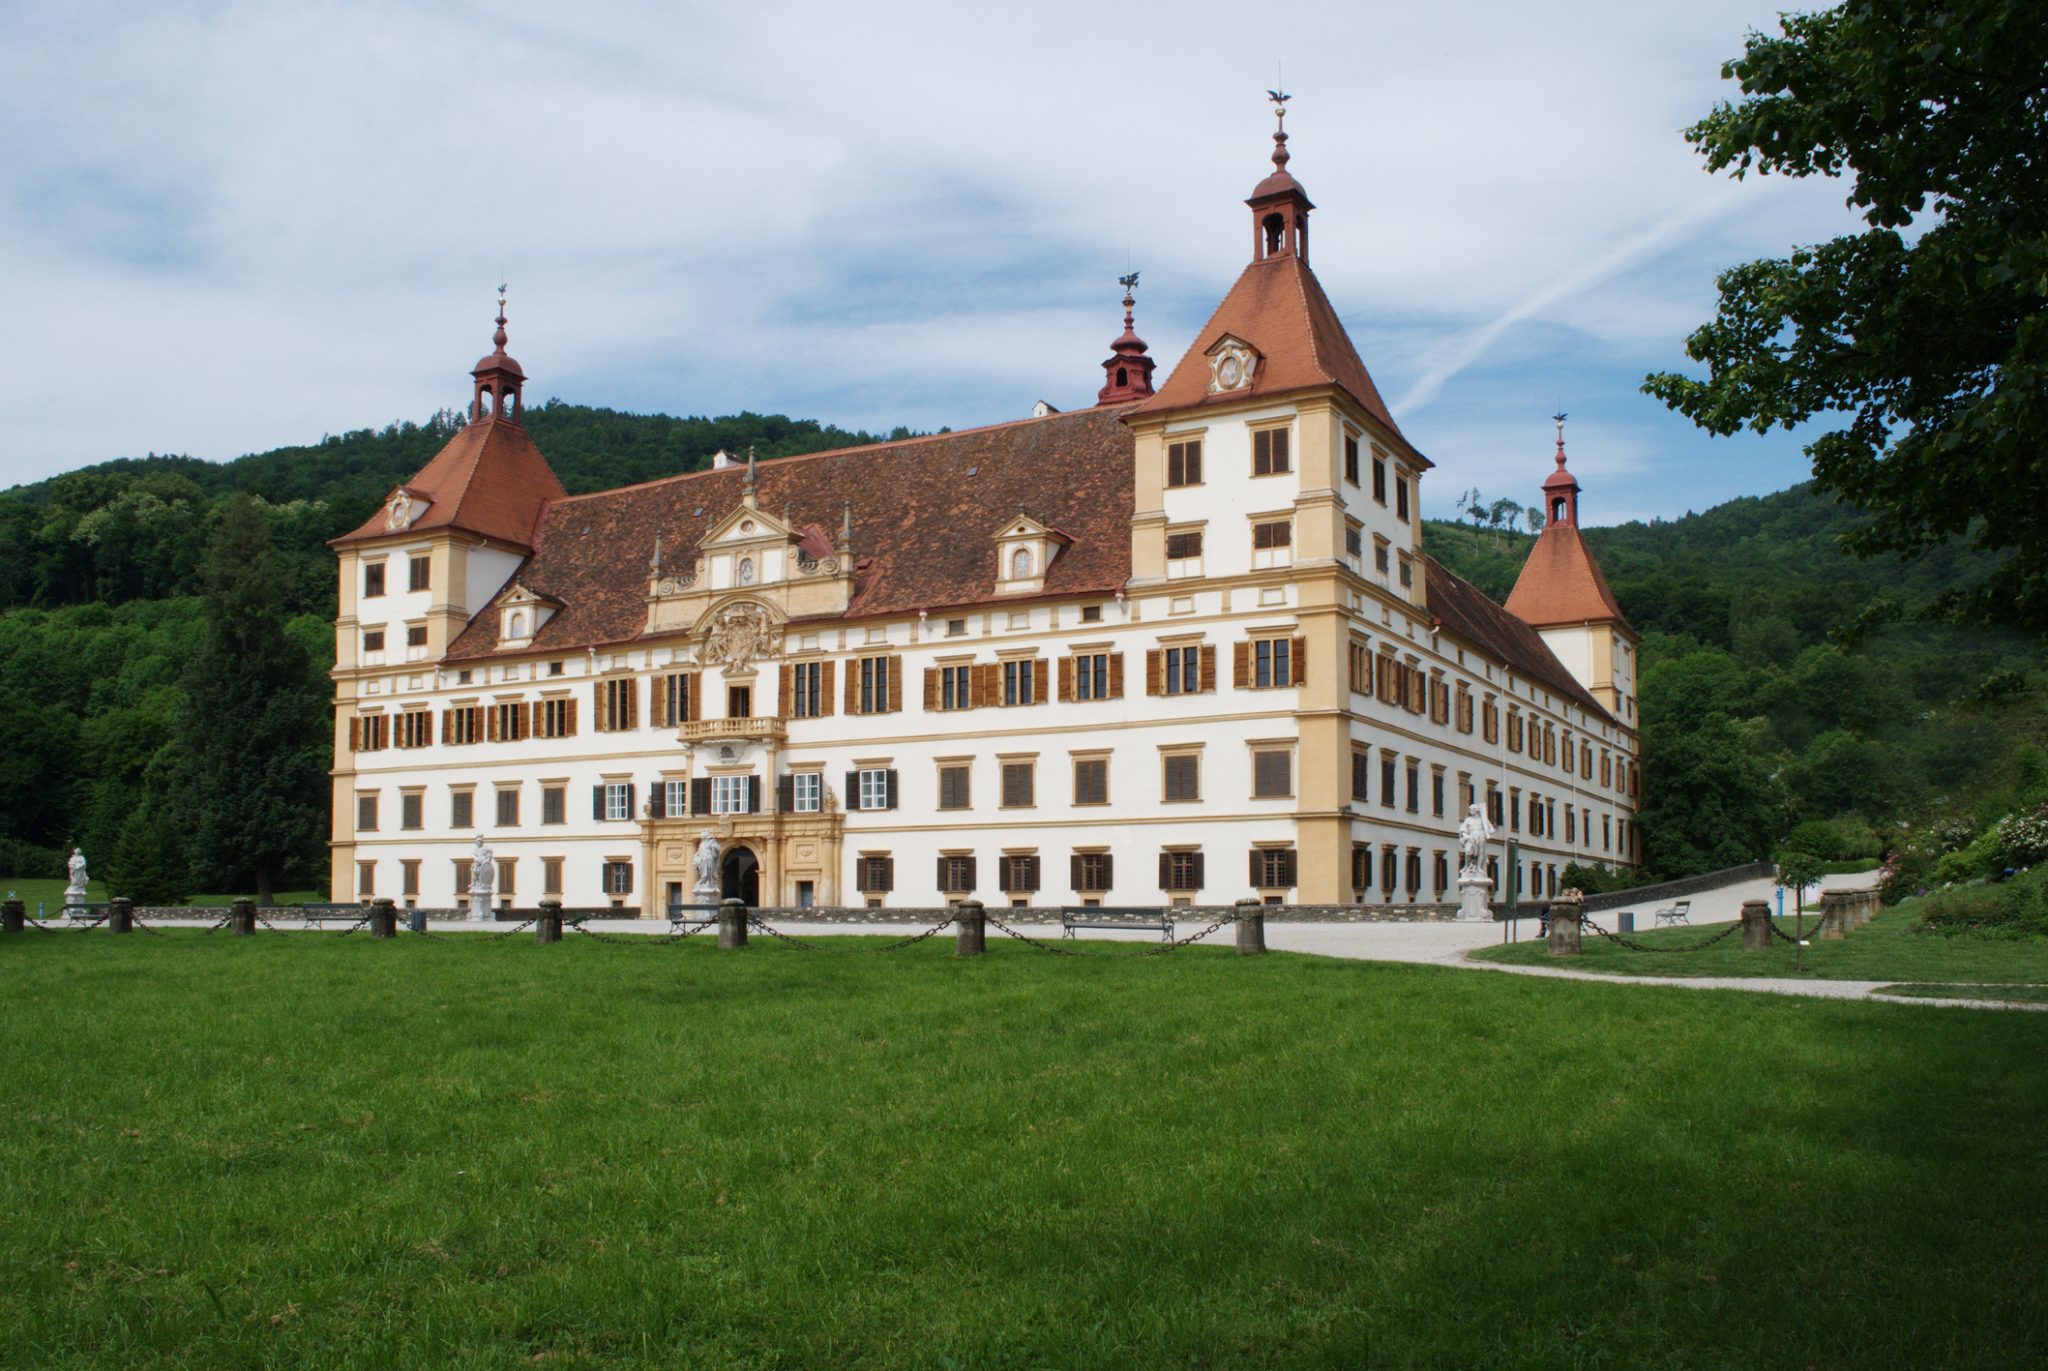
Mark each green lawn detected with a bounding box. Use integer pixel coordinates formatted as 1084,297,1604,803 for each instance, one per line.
1473,904,2048,983
1875,983,2048,1004
3,933,2045,1369
0,879,319,911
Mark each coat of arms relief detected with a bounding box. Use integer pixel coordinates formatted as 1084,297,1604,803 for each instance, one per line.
700,601,778,673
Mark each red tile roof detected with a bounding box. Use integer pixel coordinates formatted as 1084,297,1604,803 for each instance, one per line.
331,418,566,549
1424,555,1615,724
1131,253,1405,440
444,405,1139,660
1504,526,1633,633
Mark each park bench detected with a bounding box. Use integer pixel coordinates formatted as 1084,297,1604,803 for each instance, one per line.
1653,899,1693,927
1060,905,1176,943
296,903,369,927
666,902,723,928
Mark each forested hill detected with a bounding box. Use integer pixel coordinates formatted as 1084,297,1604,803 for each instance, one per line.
0,402,905,617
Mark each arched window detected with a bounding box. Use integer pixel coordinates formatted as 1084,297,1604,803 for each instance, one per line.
738,558,755,585
1115,367,1128,388
1263,213,1284,255
1011,547,1032,579
509,612,527,639
1551,497,1566,522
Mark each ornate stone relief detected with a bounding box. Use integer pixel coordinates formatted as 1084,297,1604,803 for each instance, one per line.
700,600,779,673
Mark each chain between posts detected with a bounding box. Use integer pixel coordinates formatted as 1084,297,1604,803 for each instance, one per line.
742,913,958,952
1580,916,1742,954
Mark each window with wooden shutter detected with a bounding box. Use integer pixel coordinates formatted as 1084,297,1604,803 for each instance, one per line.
1072,852,1113,893
1232,641,1251,689
998,854,1041,893
1251,426,1290,475
1072,757,1108,806
1160,850,1204,892
937,764,970,811
1351,750,1370,802
856,855,894,894
1166,438,1202,487
1000,761,1034,809
1162,752,1200,802
1252,848,1296,889
1252,748,1292,798
937,855,976,895
1250,636,1293,689
1291,636,1307,686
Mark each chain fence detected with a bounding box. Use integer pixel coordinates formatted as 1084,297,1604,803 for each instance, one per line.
980,909,1243,957
1578,916,1743,955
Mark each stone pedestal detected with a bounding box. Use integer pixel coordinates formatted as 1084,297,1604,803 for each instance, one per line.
1817,890,1847,940
230,897,257,937
369,897,397,939
1546,893,1583,956
1740,899,1771,951
469,891,494,923
953,899,986,957
1455,874,1494,923
109,897,133,934
63,888,88,923
717,897,749,950
2,896,22,935
1234,897,1267,955
535,898,563,944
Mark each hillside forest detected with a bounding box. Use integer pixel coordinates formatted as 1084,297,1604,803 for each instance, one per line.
0,404,2042,901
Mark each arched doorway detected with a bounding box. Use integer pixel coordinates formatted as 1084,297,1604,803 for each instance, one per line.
721,846,760,907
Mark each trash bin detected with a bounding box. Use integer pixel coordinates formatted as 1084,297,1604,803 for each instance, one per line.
1618,911,1634,934
409,909,426,934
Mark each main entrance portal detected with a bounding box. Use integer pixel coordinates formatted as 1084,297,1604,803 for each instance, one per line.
720,846,760,906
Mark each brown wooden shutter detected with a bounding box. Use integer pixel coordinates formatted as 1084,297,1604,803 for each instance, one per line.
844,661,860,714
1291,637,1307,686
1100,854,1114,890
487,707,499,742
592,785,603,820
1108,653,1124,699
923,667,939,711
529,701,544,736
1058,657,1074,702
1158,852,1172,889
349,716,361,752
844,771,860,810
1281,849,1298,886
690,778,711,815
777,775,795,812
779,664,792,713
1146,649,1164,696
1192,852,1205,889
972,663,996,708
1250,848,1263,887
937,855,949,891
565,698,579,736
887,656,903,712
1032,659,1048,704
628,678,641,728
820,661,836,716
1200,645,1216,692
1233,642,1250,689
1070,853,1084,891
685,673,701,722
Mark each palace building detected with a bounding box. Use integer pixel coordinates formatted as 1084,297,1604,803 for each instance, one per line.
328,115,1641,913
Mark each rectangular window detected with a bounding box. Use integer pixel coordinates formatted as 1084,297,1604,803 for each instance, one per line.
363,629,385,653
1073,852,1113,893
658,672,697,726
541,784,565,825
937,664,973,711
938,855,977,896
1161,850,1204,893
454,857,473,894
1371,456,1387,504
444,705,481,745
1161,644,1205,695
664,778,689,818
1165,530,1203,561
788,661,824,718
490,701,527,742
1343,434,1360,484
353,714,389,752
857,768,894,811
1349,641,1372,694
1345,526,1363,561
397,710,432,748
1167,438,1203,487
543,857,563,896
598,677,639,732
1406,762,1420,813
1254,847,1297,890
357,793,378,832
856,855,895,894
1398,556,1413,589
856,656,897,714
1073,757,1108,806
604,782,631,821
1396,477,1410,522
357,860,375,897
1351,749,1370,802
602,861,633,896
408,555,430,592
1252,636,1293,689
1252,427,1291,475
363,562,386,598
1407,850,1423,895
1253,748,1292,799
535,696,572,739
1381,755,1397,809
1375,541,1390,575
998,854,1040,893
400,792,423,830
406,625,428,649
1001,760,1035,809
1162,752,1200,802
1072,652,1111,701
496,858,516,897
727,685,751,719
1252,520,1291,550
710,775,751,815
496,788,520,828
1432,770,1446,817
1002,659,1037,706
401,859,420,899
792,772,822,813
450,789,474,828
938,764,971,811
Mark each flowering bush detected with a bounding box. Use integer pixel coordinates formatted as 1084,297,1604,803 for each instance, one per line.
1994,804,2048,869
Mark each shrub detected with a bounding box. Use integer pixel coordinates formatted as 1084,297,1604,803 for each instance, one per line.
1909,866,2048,939
1993,803,2048,869
1932,828,2003,885
1786,818,1883,862
1559,863,1653,896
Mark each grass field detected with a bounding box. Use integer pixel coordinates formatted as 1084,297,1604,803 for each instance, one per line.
4,931,2045,1369
1,879,320,911
1471,903,2048,983
1875,982,2048,1003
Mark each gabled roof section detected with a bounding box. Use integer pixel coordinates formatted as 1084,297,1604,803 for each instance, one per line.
444,405,1139,660
1424,555,1614,723
331,417,567,550
1132,253,1402,436
1504,526,1633,634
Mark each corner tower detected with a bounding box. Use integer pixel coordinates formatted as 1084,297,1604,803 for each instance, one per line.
1505,416,1640,724
1096,272,1156,404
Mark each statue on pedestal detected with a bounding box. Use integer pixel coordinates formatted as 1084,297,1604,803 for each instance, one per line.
1455,804,1497,922
692,829,722,903
64,847,89,918
469,835,495,922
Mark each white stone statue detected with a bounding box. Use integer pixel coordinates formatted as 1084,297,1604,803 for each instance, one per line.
692,829,722,902
1457,804,1495,879
468,834,495,921
64,847,89,915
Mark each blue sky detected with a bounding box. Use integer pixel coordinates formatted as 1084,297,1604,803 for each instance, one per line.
0,0,1866,525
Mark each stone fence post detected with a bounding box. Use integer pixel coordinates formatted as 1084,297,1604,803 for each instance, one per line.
953,899,986,957
717,898,749,950
108,896,133,935
1234,897,1267,956
1740,899,1771,951
369,897,397,939
535,898,563,943
1817,889,1847,941
1546,892,1583,957
2,896,24,935
230,897,257,937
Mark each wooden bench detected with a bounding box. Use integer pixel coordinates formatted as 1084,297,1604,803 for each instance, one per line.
1059,906,1176,943
666,903,723,928
1653,899,1693,928
296,903,369,927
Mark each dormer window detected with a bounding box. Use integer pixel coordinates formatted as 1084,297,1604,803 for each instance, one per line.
497,584,557,646
1206,336,1259,395
992,514,1068,596
1011,548,1032,579
508,613,528,640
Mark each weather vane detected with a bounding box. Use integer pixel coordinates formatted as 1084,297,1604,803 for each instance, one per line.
1118,270,1140,294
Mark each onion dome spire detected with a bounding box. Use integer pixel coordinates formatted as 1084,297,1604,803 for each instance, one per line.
1096,270,1156,404
1247,89,1313,263
470,283,526,425
1542,411,1580,527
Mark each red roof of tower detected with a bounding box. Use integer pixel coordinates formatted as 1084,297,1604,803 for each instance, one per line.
1505,525,1631,632
330,418,567,550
